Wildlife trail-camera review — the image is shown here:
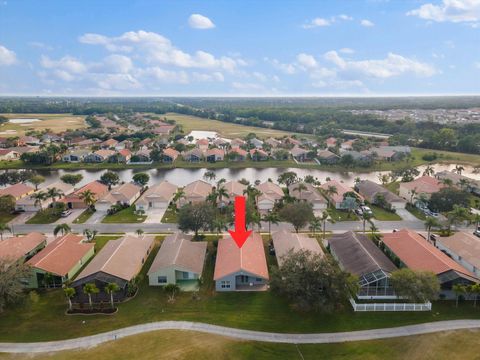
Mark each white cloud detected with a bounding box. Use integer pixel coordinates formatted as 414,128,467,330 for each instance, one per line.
324,51,436,78
302,17,331,28
360,19,375,27
192,71,224,82
79,30,243,72
101,54,134,74
407,0,480,23
96,73,142,90
338,14,353,21
188,14,215,29
296,53,318,68
0,45,16,66
265,58,297,74
141,67,189,84
40,55,87,74
339,48,355,54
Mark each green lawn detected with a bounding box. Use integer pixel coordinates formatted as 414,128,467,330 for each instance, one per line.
327,207,358,221
93,235,122,252
370,205,402,221
161,206,178,223
101,206,146,223
73,208,94,224
4,235,480,342
5,329,479,360
406,203,427,220
25,208,61,224
385,181,400,194
0,211,17,224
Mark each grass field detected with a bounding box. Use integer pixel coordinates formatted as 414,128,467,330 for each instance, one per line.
101,206,146,223
25,209,60,224
0,113,86,136
371,205,402,221
161,205,177,223
2,235,480,343
327,206,358,221
2,329,478,360
164,113,300,139
73,209,94,224
406,203,427,220
0,211,17,224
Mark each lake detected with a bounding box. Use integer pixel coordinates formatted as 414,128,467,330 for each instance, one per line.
30,163,480,188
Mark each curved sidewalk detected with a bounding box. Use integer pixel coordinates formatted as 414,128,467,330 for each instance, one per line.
1,320,480,353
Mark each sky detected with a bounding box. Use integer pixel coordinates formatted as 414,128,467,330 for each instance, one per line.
0,0,479,96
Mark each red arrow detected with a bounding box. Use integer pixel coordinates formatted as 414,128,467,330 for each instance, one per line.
228,196,252,248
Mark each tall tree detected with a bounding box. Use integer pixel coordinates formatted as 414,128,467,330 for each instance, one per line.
105,282,120,309
83,283,100,310
262,211,279,239
63,287,76,312
132,172,150,188
277,171,298,187
452,284,467,308
178,202,215,238
31,191,47,210
100,171,120,190
279,202,314,233
424,216,440,244
0,223,11,241
203,170,216,183
390,269,440,303
29,175,45,191
60,174,83,187
0,260,32,312
79,189,96,209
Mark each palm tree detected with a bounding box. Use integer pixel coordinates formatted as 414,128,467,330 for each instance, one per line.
216,186,229,207
309,216,322,236
206,188,219,207
0,223,11,240
408,189,417,205
79,189,96,209
164,283,180,303
378,174,389,186
83,228,98,242
361,213,373,234
447,205,470,232
323,185,338,207
46,187,64,204
262,211,279,239
423,165,435,177
105,282,120,309
211,217,227,237
470,283,480,307
471,214,480,231
424,216,440,244
441,178,454,187
136,228,144,237
453,284,467,308
293,183,308,201
53,223,71,236
203,170,216,183
243,185,262,207
172,189,185,210
319,211,333,240
31,191,47,210
63,286,76,311
458,178,470,191
455,165,465,175
369,223,379,240
83,283,99,310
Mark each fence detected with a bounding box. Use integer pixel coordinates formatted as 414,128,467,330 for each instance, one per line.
349,298,432,312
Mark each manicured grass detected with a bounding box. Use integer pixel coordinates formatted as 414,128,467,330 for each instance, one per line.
101,206,146,224
163,112,296,139
0,211,17,223
406,203,427,220
327,207,358,221
0,113,86,137
73,208,94,224
5,329,480,360
25,208,61,224
385,181,400,194
93,235,122,252
370,205,402,221
161,207,177,223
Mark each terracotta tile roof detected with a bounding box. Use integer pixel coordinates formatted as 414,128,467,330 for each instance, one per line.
0,183,34,198
94,149,116,158
326,137,337,146
437,232,480,270
27,233,93,276
382,229,476,277
256,182,284,202
320,180,361,204
163,148,179,159
184,180,212,198
99,182,141,204
328,231,397,276
73,181,109,197
272,230,324,266
222,181,246,198
0,149,18,156
196,138,209,146
214,232,269,280
118,149,132,157
137,180,178,205
249,148,268,157
230,147,248,157
75,235,154,282
205,148,224,157
400,176,444,194
0,232,47,263
102,138,118,146
148,233,207,275
288,182,326,203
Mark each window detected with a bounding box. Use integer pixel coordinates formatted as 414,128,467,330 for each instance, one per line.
157,276,167,284
256,278,263,282
220,280,231,289
182,271,189,279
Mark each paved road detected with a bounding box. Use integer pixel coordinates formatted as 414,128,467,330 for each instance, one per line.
1,320,480,353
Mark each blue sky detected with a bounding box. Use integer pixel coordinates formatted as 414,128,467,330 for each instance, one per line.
0,0,479,96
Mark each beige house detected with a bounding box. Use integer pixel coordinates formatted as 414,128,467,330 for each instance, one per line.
398,176,444,202
71,235,154,303
148,233,207,290
179,180,213,206
272,230,324,267
256,182,284,211
0,183,35,201
288,182,327,211
15,181,74,212
135,180,178,212
220,181,246,205
95,182,142,211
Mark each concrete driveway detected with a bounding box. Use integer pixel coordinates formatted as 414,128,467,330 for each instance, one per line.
396,208,419,221
8,212,35,225
84,210,107,224
144,208,167,223
54,209,83,224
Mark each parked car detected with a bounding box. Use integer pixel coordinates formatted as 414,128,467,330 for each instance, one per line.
60,210,72,217
474,229,480,238
360,205,373,216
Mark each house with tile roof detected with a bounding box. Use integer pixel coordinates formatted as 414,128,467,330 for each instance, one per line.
228,147,248,161
162,148,179,163
148,233,207,290
60,181,109,209
95,182,142,211
84,149,116,163
16,181,74,212
356,180,406,210
250,148,269,161
26,233,94,288
320,180,363,209
205,148,225,162
214,232,269,291
317,150,340,165
328,231,398,299
382,229,480,299
183,148,204,163
288,182,327,211
256,181,284,211
398,176,444,202
221,181,247,205
437,232,480,278
272,230,324,267
179,180,213,206
0,232,47,266
135,180,178,212
71,235,154,303
0,183,35,201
